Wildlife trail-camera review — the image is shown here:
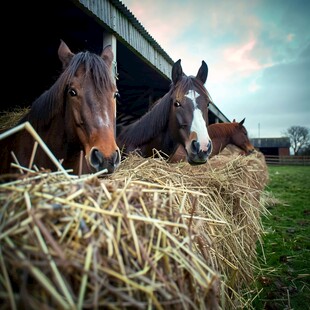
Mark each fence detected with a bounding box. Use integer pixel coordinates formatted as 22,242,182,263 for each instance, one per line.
264,155,310,165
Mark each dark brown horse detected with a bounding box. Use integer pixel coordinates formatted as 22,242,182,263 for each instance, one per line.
169,118,255,163
117,59,213,165
0,40,120,175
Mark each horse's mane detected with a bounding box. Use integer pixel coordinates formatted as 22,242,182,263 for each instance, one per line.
118,90,172,145
208,122,240,138
19,51,114,128
119,75,211,146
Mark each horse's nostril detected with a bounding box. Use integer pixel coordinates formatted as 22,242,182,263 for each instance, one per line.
207,141,212,154
191,140,200,153
112,149,121,167
90,148,104,167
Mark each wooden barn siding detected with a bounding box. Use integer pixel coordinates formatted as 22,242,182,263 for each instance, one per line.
279,147,290,156
76,0,173,79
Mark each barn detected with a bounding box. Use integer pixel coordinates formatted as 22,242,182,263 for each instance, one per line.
251,137,291,156
1,0,229,125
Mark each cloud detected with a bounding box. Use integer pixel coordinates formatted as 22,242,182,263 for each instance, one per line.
217,43,310,138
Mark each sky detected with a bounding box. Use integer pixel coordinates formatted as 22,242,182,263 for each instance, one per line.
121,0,310,139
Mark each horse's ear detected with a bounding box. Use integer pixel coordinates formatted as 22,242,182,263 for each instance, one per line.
239,118,245,125
101,45,114,70
172,59,183,84
58,40,74,70
196,61,208,84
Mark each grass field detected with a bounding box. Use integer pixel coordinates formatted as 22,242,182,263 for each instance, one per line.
251,165,310,309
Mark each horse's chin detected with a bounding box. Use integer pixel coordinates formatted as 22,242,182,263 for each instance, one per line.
188,159,208,166
186,155,208,165
248,148,256,155
243,148,256,156
88,163,118,175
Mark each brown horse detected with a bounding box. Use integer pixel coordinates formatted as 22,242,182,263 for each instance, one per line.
117,59,213,165
0,40,120,175
169,118,255,163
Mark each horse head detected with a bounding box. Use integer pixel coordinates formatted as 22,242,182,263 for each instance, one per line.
58,40,120,174
231,118,255,155
169,60,212,165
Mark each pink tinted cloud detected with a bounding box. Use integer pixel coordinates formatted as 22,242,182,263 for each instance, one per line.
123,1,193,50
286,33,295,42
211,37,273,84
224,39,261,72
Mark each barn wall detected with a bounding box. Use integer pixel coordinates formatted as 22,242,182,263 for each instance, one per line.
279,148,290,156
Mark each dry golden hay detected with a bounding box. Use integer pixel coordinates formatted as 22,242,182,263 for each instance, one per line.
0,107,30,131
0,143,269,309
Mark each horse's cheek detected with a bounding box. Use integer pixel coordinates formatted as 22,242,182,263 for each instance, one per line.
73,124,89,153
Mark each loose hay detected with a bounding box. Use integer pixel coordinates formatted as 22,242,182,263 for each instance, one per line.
0,141,269,309
0,107,30,131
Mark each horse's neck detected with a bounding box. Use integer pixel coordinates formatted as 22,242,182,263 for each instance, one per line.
122,129,175,158
210,138,230,156
168,144,186,162
209,126,232,156
150,131,177,156
26,113,68,158
116,102,171,155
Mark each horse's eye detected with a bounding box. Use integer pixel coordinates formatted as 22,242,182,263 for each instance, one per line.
114,92,120,99
174,101,181,107
68,88,77,97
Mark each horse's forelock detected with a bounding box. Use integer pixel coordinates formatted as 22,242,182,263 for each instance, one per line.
174,75,211,102
77,51,115,95
173,76,192,100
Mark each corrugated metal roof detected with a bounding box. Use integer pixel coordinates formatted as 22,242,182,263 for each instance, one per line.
75,0,174,79
110,0,174,61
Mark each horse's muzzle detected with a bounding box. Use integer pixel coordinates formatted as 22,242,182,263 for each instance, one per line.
89,148,121,174
187,140,212,165
244,147,256,156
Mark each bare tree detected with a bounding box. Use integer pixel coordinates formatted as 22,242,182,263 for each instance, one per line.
283,126,310,155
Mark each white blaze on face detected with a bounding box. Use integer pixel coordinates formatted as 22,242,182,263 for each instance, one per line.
187,90,211,151
96,111,111,128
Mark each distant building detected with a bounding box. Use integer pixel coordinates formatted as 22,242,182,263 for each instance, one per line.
251,137,290,156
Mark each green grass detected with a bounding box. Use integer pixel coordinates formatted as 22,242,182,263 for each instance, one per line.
251,165,310,309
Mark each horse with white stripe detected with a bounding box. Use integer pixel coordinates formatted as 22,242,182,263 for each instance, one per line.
117,59,213,165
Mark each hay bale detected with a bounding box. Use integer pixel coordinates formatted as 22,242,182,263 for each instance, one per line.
0,149,269,309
